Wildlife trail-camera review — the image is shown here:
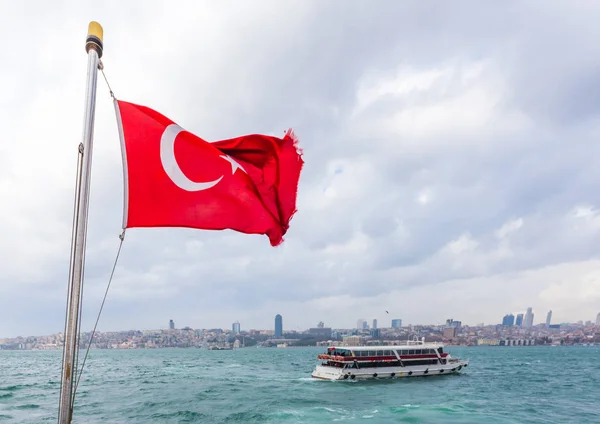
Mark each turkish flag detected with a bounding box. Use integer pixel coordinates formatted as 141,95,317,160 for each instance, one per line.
114,100,303,246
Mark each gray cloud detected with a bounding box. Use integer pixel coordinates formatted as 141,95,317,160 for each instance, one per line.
2,1,600,337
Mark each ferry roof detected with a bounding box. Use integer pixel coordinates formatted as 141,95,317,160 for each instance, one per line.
329,343,443,351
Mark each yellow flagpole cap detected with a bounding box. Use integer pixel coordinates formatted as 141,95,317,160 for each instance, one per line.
85,21,104,57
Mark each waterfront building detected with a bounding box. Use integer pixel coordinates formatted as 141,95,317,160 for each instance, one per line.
275,314,283,338
502,314,515,326
516,314,524,327
524,308,534,328
546,310,552,327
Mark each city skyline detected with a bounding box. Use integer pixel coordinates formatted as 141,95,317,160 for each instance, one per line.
0,312,600,340
2,304,599,339
3,3,600,338
6,309,600,340
4,315,600,352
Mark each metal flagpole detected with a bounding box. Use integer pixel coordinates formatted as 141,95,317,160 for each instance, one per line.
58,21,103,424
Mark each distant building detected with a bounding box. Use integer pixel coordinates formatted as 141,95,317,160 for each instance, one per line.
443,327,458,339
308,327,332,338
391,319,402,328
342,335,362,346
356,319,366,330
546,310,552,327
275,314,283,338
169,319,175,330
516,314,524,327
362,321,369,330
370,328,380,338
524,307,534,328
372,319,378,329
446,319,462,329
502,314,515,326
477,339,499,346
232,321,241,334
596,312,600,326
317,321,324,328
499,339,535,346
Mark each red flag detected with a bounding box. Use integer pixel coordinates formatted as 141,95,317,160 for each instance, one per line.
114,100,303,246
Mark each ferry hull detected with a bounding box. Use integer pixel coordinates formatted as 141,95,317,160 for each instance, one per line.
311,360,469,381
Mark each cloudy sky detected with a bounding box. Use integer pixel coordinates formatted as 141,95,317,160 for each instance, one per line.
1,1,600,338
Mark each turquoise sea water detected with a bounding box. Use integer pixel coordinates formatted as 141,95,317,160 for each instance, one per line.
1,346,599,423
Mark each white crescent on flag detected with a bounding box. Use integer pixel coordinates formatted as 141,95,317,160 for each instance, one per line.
159,124,223,191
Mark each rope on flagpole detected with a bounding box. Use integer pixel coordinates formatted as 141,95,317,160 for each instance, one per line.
99,60,116,99
72,229,126,401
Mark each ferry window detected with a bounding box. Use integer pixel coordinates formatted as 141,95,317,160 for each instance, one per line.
408,350,414,354
384,350,391,356
377,350,383,356
369,351,376,356
415,349,421,354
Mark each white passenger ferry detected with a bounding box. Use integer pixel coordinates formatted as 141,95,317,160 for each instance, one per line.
311,338,468,380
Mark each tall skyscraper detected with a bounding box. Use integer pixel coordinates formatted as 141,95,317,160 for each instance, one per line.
524,307,534,328
275,314,283,338
391,319,402,328
502,314,515,326
169,319,175,330
372,319,378,329
232,321,241,334
515,314,524,327
546,310,552,327
356,319,366,330
596,312,600,326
